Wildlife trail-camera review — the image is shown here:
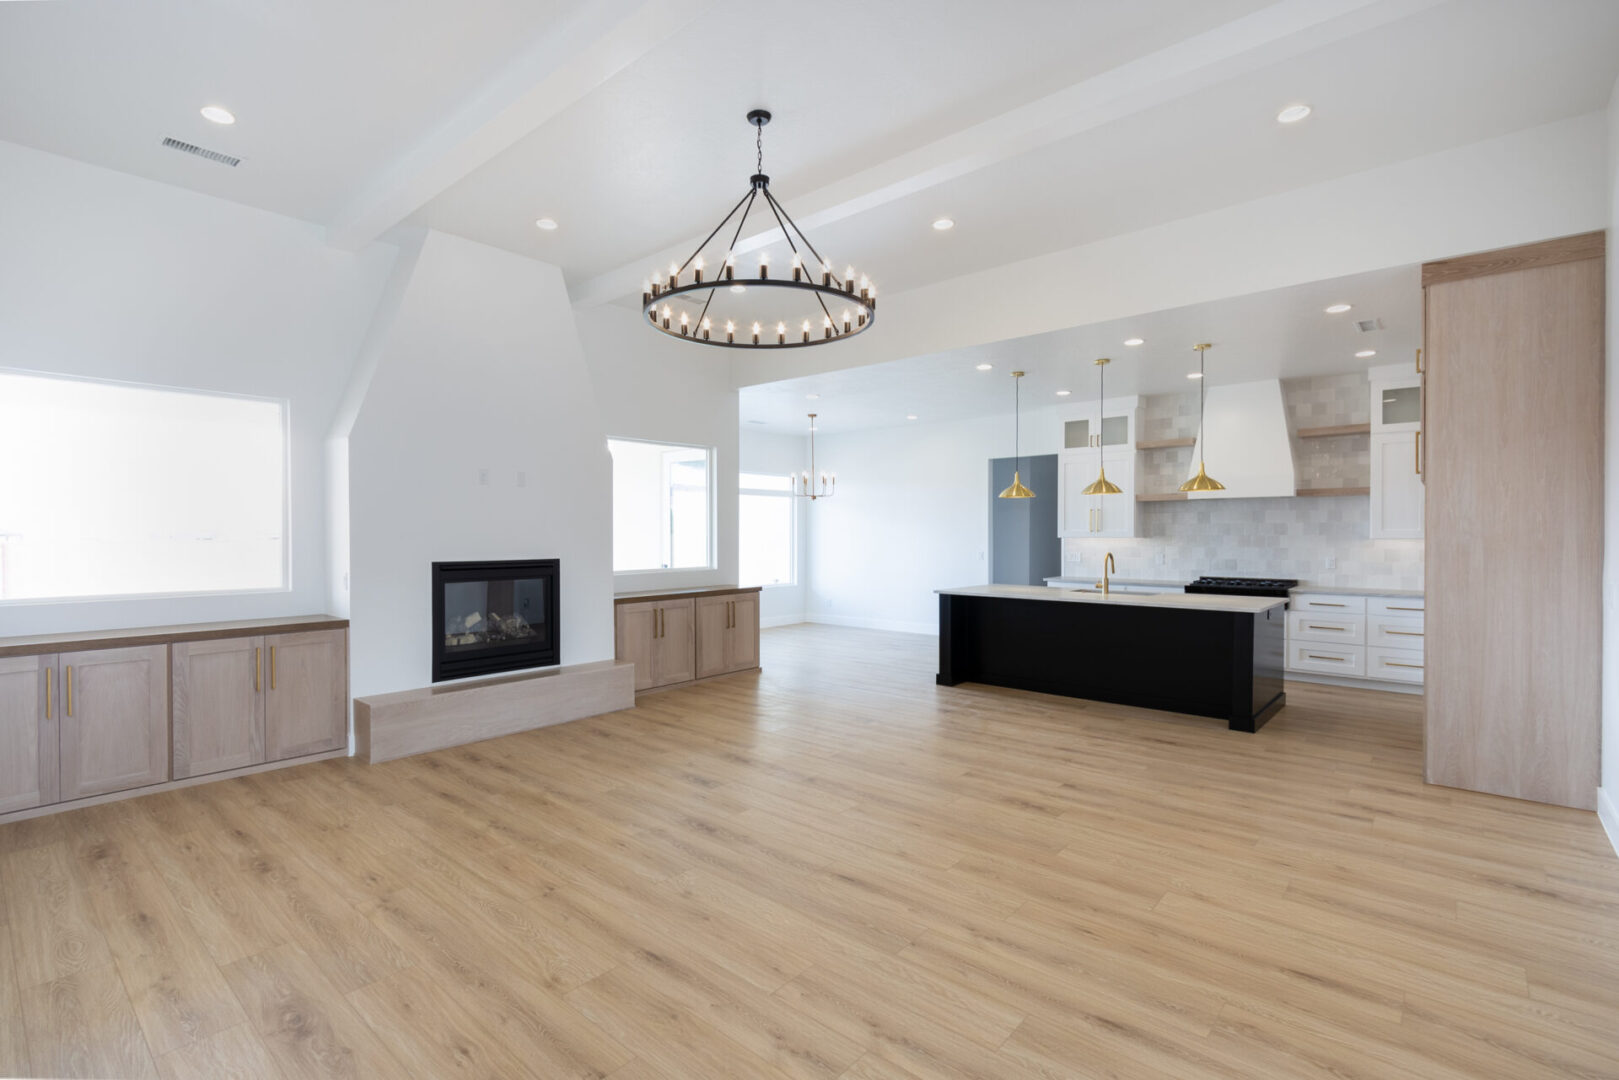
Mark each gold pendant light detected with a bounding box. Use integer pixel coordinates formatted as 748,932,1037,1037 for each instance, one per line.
1180,342,1226,492
1081,357,1123,496
998,370,1035,499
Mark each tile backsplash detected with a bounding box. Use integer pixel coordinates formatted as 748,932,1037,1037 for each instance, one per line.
1064,372,1423,592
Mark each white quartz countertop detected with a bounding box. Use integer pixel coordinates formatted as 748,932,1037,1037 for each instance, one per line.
938,584,1286,614
1290,585,1424,598
1042,576,1188,588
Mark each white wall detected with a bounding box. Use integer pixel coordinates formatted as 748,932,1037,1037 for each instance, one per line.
739,429,810,626
0,140,397,636
345,230,614,698
806,408,1064,634
574,305,739,595
1600,76,1619,856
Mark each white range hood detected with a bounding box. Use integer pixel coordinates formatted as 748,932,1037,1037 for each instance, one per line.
1185,379,1296,499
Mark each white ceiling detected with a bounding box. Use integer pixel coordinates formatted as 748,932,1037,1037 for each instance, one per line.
3,1,1615,309
739,263,1422,435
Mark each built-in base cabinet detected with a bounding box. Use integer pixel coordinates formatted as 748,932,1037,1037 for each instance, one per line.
0,618,349,822
1285,593,1423,687
616,588,760,692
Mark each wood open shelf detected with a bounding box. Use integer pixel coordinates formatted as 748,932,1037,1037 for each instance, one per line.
1136,492,1189,502
1135,437,1197,450
1297,423,1371,439
1295,486,1371,497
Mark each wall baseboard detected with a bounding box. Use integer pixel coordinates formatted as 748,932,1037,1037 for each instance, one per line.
1600,786,1619,861
760,614,806,629
805,613,938,636
1281,671,1423,696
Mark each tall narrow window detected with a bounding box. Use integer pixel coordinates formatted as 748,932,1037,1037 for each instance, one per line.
0,369,288,601
608,438,715,572
739,472,794,587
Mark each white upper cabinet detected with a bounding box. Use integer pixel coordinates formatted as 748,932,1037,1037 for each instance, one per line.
1368,363,1424,539
1057,396,1140,539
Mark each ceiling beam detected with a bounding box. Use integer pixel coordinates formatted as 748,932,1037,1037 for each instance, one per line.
571,0,1444,307
325,0,717,252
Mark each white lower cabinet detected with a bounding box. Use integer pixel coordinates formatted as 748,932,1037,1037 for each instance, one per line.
1285,594,1422,687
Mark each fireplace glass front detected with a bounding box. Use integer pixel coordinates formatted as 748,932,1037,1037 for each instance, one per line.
431,559,559,681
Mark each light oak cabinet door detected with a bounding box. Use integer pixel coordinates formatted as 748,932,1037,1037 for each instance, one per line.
726,594,759,672
652,600,695,686
265,629,348,761
615,601,663,691
694,596,732,679
0,654,59,813
173,636,265,779
59,644,169,800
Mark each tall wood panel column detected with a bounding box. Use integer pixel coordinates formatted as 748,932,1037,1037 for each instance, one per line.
1422,231,1605,810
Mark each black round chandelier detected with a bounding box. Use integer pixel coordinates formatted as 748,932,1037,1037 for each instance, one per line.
643,109,876,350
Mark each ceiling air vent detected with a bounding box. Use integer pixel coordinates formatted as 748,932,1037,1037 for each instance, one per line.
1354,317,1384,333
161,137,240,167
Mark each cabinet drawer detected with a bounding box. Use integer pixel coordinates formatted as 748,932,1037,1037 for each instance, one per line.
1287,642,1365,676
1366,647,1425,683
1369,596,1425,617
1291,594,1367,614
1367,614,1424,649
1287,611,1365,645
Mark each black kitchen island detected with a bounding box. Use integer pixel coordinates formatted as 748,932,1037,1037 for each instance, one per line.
937,584,1287,732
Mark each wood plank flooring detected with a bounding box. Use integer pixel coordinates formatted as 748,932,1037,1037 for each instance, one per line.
4,623,1618,1079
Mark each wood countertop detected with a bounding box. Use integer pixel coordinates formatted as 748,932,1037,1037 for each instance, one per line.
0,614,349,658
613,585,761,605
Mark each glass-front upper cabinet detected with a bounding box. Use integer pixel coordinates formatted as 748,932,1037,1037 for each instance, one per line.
1379,386,1421,426
1064,414,1130,449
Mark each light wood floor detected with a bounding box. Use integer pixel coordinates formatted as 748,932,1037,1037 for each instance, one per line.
3,624,1618,1079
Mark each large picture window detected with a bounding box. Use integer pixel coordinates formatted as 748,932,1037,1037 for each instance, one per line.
0,369,289,602
608,438,715,573
739,472,795,587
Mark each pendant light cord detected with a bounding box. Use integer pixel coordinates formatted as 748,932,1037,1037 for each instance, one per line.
1198,348,1207,463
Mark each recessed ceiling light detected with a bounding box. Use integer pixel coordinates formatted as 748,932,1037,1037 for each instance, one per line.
200,105,236,125
1356,349,1377,359
1123,338,1144,347
932,218,955,231
906,414,919,421
975,363,993,371
1276,104,1312,124
534,217,558,231
806,393,819,400
1187,372,1204,380
1324,303,1351,314
746,419,766,425
1055,389,1071,397
730,283,747,293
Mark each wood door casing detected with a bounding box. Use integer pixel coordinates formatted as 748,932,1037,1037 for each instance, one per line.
173,636,265,779
1423,249,1603,810
58,644,169,800
264,629,348,761
693,597,731,679
0,654,59,813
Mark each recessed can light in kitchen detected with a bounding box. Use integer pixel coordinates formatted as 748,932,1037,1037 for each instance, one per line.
1055,389,1071,396
1187,371,1204,379
806,393,819,400
534,217,558,230
200,105,236,125
932,218,955,231
1123,338,1144,347
1324,303,1351,314
1355,349,1377,358
906,414,918,421
975,363,993,371
1276,104,1312,124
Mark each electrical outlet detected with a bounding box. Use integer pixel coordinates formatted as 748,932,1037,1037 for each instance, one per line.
1324,556,1337,570
478,468,490,486
978,549,986,561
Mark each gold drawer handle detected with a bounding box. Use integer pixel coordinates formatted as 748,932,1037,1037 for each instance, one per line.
1386,605,1422,611
1385,661,1423,669
1307,654,1346,662
1310,602,1346,607
1306,624,1348,631
1385,629,1423,637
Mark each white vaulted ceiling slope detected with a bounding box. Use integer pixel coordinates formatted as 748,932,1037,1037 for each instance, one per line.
3,0,1617,302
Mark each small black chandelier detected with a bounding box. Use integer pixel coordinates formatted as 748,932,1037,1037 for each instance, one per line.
643,109,876,350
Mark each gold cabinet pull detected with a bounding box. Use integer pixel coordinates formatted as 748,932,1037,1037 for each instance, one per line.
1415,347,1423,375
66,665,73,716
45,668,52,720
270,646,276,690
255,647,262,691
1307,654,1345,662
1310,602,1346,607
1387,605,1422,611
1414,430,1421,475
1386,629,1423,637
1307,624,1347,631
1386,661,1423,669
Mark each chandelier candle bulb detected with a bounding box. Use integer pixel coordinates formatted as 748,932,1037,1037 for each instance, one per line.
759,253,770,279
843,310,852,333
845,267,856,294
642,280,651,304
668,263,679,289
824,316,833,339
693,256,704,283
822,261,833,286
777,321,786,345
752,322,761,345
662,305,671,329
792,253,802,281
680,312,689,336
802,319,811,342
726,320,735,343
725,254,735,280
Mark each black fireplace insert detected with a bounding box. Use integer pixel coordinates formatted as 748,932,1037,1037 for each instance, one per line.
431,559,559,681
